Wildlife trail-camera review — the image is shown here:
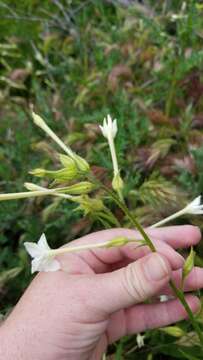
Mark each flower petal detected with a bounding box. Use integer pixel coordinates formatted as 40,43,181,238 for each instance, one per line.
160,295,170,302
112,119,118,138
31,255,61,273
190,209,203,215
43,258,61,272
100,119,108,138
24,242,42,258
99,125,106,138
107,114,112,127
31,257,43,273
188,195,201,208
38,233,50,251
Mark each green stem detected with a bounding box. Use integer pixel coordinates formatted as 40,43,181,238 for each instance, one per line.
103,186,156,252
89,173,203,344
102,185,203,345
169,279,203,344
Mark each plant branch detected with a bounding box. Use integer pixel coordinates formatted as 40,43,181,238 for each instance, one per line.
102,185,156,252
102,185,203,345
169,279,203,344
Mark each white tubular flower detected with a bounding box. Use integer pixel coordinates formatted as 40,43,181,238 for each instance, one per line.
32,112,74,158
0,190,60,201
100,115,124,197
159,295,170,303
151,195,203,228
24,233,61,274
183,196,203,214
24,235,133,274
32,112,89,173
136,333,145,348
0,184,78,202
99,114,118,140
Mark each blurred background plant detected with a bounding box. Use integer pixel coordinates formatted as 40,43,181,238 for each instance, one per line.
1,0,203,358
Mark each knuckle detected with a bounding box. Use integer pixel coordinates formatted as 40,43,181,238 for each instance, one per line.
122,262,148,303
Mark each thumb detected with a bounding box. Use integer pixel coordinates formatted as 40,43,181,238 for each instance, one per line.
92,253,171,314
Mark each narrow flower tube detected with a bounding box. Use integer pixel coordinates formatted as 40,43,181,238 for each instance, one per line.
32,112,89,173
0,190,58,201
0,184,80,202
32,112,74,157
151,195,203,228
24,183,80,201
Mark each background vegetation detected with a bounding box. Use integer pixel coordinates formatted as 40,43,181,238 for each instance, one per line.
1,0,203,358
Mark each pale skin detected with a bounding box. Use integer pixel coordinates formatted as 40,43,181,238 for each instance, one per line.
1,226,203,360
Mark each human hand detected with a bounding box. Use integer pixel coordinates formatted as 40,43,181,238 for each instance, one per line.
1,226,202,360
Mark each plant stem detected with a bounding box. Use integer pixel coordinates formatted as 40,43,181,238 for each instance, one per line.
103,186,203,345
169,279,203,344
103,186,156,252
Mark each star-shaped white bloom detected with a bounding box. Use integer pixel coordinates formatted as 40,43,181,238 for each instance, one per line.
24,233,61,274
184,195,203,214
136,333,145,348
159,295,170,302
99,114,118,140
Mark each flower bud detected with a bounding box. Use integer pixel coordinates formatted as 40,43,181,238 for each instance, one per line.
29,168,47,177
73,154,90,173
99,115,118,140
30,165,79,182
182,247,195,283
112,172,124,192
160,326,185,337
59,153,89,174
75,195,104,215
59,154,76,168
49,168,78,182
32,112,44,127
62,182,96,195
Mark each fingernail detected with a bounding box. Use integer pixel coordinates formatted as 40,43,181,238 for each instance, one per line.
143,254,170,281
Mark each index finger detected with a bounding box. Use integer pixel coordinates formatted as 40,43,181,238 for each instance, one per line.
67,225,201,250
147,225,201,248
59,226,200,273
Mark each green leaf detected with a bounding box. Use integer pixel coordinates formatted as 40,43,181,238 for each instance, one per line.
0,267,22,287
